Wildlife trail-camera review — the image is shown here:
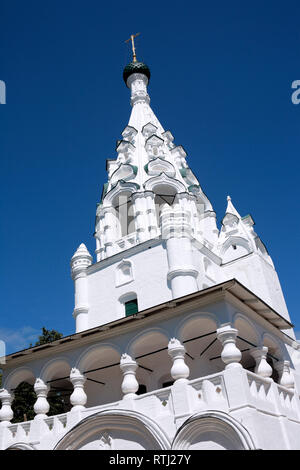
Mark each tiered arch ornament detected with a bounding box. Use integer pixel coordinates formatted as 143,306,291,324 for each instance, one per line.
144,158,175,178
110,164,138,186
102,181,140,207
144,173,186,193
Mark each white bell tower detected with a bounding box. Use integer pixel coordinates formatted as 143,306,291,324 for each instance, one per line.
70,52,292,333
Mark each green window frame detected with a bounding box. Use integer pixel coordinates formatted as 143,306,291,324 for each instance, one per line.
125,298,138,316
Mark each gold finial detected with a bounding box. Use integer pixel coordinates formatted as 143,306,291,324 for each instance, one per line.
125,33,140,63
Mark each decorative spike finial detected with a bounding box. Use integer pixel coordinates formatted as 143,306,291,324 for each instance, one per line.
224,195,241,220
125,33,140,63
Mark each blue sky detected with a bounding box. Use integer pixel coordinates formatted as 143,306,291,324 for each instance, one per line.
1,1,300,354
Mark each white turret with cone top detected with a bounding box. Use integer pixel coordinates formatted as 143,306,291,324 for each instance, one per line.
71,243,92,332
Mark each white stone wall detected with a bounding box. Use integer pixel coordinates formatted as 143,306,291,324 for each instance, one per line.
221,252,290,321
87,242,171,329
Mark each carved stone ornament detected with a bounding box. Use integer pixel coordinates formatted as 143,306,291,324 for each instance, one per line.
99,431,113,449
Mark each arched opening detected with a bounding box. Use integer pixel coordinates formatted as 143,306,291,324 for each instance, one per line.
129,330,170,393
234,316,259,372
4,368,35,423
11,381,36,423
263,335,281,383
113,191,135,238
41,359,72,415
178,315,219,379
77,345,122,407
153,184,177,226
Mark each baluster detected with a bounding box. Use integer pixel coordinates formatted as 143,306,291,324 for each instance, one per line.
70,368,87,411
216,325,242,369
0,389,14,425
34,379,50,419
250,347,272,380
275,360,294,389
120,354,139,399
168,338,190,383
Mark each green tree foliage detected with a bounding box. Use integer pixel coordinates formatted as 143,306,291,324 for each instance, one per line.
12,381,36,423
9,327,68,423
33,327,63,347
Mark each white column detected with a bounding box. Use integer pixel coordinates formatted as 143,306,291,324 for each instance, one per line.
250,346,273,380
71,243,92,333
103,207,117,257
217,325,242,369
162,203,199,299
275,360,295,389
120,354,139,399
33,379,49,419
145,191,158,238
0,389,14,425
94,211,106,261
168,338,190,383
70,368,87,411
132,193,148,243
127,73,150,106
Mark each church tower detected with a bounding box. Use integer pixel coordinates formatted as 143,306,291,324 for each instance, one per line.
71,52,291,333
1,42,300,451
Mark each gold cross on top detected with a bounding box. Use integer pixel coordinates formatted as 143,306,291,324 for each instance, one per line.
125,33,140,63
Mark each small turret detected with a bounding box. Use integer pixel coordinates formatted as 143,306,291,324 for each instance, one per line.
71,244,93,333
221,195,241,228
71,243,93,280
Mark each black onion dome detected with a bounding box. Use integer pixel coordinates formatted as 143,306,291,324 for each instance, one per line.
123,61,151,85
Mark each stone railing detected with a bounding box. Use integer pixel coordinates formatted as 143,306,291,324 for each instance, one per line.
187,373,229,412
114,232,139,253
113,229,162,256
0,369,299,450
246,371,300,421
